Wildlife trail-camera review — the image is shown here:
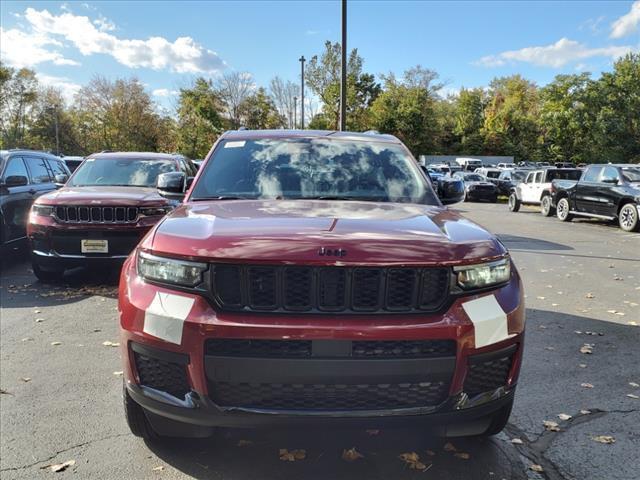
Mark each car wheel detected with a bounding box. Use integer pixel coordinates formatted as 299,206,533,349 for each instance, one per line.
32,263,65,283
123,382,158,440
556,198,572,222
619,203,639,232
508,193,520,212
481,397,514,437
540,196,554,217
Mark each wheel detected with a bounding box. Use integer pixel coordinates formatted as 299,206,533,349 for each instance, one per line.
556,198,572,222
618,203,639,232
32,263,65,283
481,397,514,437
540,195,555,217
123,382,158,439
508,193,520,212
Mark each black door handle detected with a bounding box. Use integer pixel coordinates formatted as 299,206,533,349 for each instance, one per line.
28,189,37,195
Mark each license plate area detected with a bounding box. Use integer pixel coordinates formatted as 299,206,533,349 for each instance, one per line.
81,239,108,253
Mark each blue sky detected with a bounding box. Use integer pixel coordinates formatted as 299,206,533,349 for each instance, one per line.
1,1,638,109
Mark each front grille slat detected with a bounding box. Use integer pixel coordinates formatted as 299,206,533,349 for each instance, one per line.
54,205,138,224
212,265,449,314
134,352,190,399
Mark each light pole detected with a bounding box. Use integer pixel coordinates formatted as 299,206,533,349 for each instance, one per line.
339,0,347,131
293,96,297,129
299,55,306,129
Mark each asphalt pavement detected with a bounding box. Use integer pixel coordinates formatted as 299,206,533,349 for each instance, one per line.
1,201,639,480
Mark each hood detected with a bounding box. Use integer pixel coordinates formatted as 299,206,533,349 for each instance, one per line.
35,186,168,206
147,200,506,265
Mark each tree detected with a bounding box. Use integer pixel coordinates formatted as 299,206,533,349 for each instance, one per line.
238,87,285,130
28,87,81,155
0,63,39,148
305,41,380,130
175,77,225,159
215,71,254,128
453,88,486,154
269,76,299,128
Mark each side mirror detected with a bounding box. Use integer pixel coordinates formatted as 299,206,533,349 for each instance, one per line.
4,175,29,187
54,174,68,188
435,178,465,205
602,177,618,185
157,172,186,201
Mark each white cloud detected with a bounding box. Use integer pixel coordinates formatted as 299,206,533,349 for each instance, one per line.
610,0,640,38
152,88,179,97
36,73,82,103
22,7,226,74
0,27,79,68
475,37,636,68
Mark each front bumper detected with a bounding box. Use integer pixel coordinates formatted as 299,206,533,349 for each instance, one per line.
118,256,525,434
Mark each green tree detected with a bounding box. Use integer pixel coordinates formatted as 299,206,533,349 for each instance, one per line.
238,87,285,130
0,63,39,148
453,88,486,154
175,77,226,159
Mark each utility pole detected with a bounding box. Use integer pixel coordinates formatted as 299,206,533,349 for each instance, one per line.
54,107,60,155
293,96,297,129
299,56,306,129
339,0,347,131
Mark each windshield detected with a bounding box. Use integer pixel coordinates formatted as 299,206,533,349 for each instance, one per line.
485,171,500,178
463,174,484,181
191,138,438,204
69,158,177,187
621,167,640,182
546,169,582,181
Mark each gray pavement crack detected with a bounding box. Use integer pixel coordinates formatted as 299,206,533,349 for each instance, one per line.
0,432,129,472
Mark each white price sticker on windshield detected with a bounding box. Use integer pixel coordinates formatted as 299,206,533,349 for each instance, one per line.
224,141,246,148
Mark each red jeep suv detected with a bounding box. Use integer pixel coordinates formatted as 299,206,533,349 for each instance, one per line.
28,152,196,282
119,130,524,439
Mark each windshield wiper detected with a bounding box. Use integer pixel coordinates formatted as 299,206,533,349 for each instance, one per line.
299,195,382,201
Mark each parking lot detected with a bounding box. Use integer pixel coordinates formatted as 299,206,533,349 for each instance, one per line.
1,201,639,480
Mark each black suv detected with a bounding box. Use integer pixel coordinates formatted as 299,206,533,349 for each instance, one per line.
1,150,70,254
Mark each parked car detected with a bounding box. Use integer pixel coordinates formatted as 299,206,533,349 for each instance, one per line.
421,166,465,204
119,129,524,440
474,167,502,186
551,164,640,232
455,157,483,171
508,168,582,215
496,169,529,196
61,156,85,173
453,171,498,202
1,150,71,254
554,162,574,169
27,152,197,282
497,163,515,170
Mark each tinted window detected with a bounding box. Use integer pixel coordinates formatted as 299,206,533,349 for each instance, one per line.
485,171,500,178
620,167,640,182
512,171,528,181
498,172,510,180
47,159,68,177
546,169,582,181
192,138,437,204
600,166,619,183
3,157,29,182
24,157,52,184
583,167,602,182
69,158,177,187
463,174,484,181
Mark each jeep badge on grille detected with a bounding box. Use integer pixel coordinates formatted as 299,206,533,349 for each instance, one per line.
318,247,347,257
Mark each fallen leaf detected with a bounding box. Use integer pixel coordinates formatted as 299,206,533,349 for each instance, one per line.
443,442,457,452
615,312,625,316
545,346,555,351
543,420,560,432
34,309,41,314
35,318,44,323
237,440,253,447
51,341,62,346
607,309,617,314
592,435,615,444
152,465,165,471
42,459,75,472
399,452,421,463
113,371,123,377
365,429,380,436
580,409,591,415
425,449,436,456
342,447,364,462
557,413,572,421
581,383,594,389
536,296,546,300
580,345,593,354
454,452,470,460
0,389,14,395
102,341,120,347
579,364,588,368
20,377,31,382
279,449,306,461
627,394,639,399
551,303,559,307
629,382,639,388
585,293,595,299
511,438,524,445
530,464,544,473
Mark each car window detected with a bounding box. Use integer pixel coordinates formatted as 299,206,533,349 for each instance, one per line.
498,172,510,180
525,173,534,183
600,166,619,183
24,156,53,184
69,158,177,187
583,167,602,182
47,159,68,177
620,167,640,182
486,171,500,178
191,138,438,205
463,174,484,181
534,172,543,183
546,169,582,181
2,157,30,183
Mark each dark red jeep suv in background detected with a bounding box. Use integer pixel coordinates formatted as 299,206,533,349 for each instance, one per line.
119,130,524,439
28,152,197,282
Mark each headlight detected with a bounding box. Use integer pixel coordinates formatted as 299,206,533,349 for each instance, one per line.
32,205,54,216
454,258,510,290
137,251,207,287
140,206,173,217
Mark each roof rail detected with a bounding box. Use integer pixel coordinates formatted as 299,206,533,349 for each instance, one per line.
363,130,380,135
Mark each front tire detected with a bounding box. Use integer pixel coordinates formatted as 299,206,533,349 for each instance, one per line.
508,193,521,212
619,203,639,232
32,263,65,283
556,198,572,222
123,382,158,440
541,195,554,217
